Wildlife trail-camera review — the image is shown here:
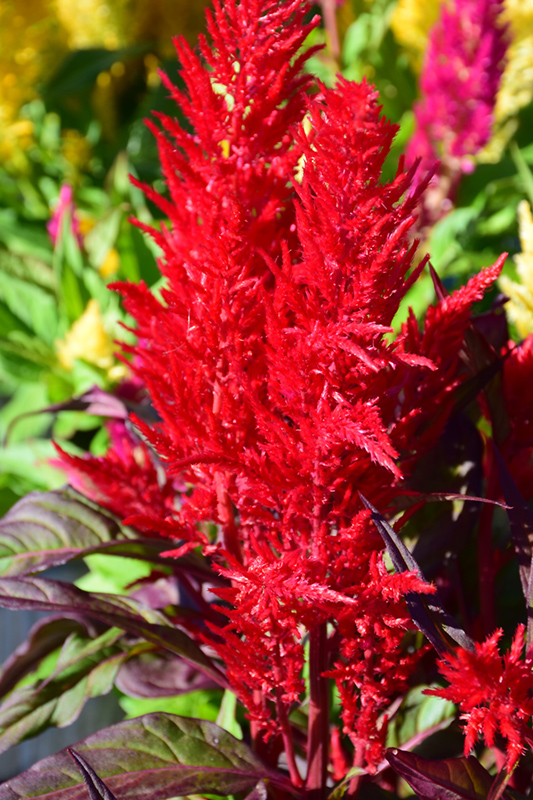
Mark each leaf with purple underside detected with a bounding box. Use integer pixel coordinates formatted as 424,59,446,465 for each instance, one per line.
360,494,475,653
0,577,228,687
386,749,493,800
0,714,288,800
0,488,221,584
115,650,218,698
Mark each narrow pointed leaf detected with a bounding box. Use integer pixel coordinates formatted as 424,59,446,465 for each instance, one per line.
68,750,119,800
386,749,494,800
360,494,474,653
0,577,228,687
0,714,287,800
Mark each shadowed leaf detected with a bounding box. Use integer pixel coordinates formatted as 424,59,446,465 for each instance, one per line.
0,628,125,754
0,615,100,698
0,577,228,687
115,650,218,698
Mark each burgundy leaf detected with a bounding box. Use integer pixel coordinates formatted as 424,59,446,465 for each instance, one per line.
494,446,533,601
0,488,176,577
0,715,288,800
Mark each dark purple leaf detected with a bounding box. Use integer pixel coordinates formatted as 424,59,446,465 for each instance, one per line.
430,265,510,445
494,447,533,599
0,577,228,688
0,714,288,800
360,494,475,653
386,749,493,800
115,650,218,698
68,749,119,800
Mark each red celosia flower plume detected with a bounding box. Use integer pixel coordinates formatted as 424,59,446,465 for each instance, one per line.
54,0,505,773
428,625,533,770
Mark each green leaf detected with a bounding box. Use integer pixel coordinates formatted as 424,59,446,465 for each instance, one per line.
0,213,52,264
0,715,285,800
0,271,58,344
0,628,125,753
387,686,455,749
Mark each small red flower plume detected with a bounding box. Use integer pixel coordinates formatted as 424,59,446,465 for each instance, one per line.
428,625,533,770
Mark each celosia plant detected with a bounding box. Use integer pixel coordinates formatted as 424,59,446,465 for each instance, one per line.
1,1,533,799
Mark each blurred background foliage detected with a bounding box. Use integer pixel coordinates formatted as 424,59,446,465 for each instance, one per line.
1,0,533,516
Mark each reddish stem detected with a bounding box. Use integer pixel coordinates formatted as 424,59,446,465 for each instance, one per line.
306,623,329,800
215,473,242,563
273,673,303,788
347,742,365,800
478,443,498,636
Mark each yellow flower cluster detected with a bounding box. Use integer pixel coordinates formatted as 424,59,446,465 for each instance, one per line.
52,0,209,55
500,201,533,338
55,298,116,372
390,0,443,73
0,0,67,153
1,0,209,156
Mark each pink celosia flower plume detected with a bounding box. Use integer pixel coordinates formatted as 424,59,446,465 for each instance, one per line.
407,0,507,225
55,0,506,775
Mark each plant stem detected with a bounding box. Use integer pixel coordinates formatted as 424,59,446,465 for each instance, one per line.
273,678,303,788
479,443,497,636
306,623,329,800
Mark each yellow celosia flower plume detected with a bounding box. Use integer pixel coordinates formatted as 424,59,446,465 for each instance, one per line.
500,201,533,338
479,0,533,162
56,299,115,371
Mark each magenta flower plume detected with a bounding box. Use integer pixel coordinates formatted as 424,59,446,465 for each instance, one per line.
407,0,507,188
428,626,533,770
47,183,83,247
